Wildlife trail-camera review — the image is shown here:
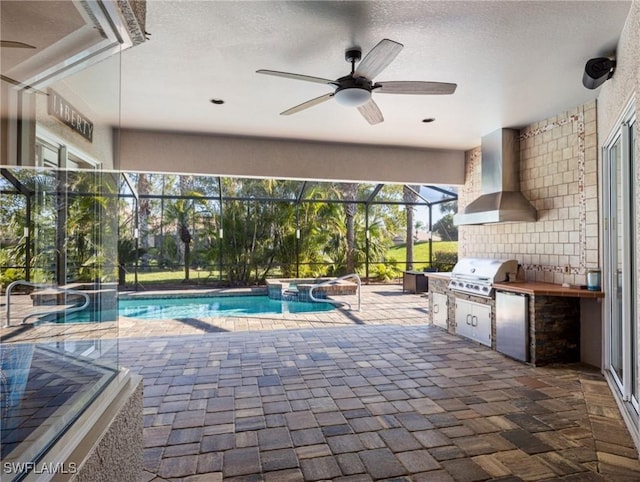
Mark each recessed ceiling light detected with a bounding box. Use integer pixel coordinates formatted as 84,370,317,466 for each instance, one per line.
422,118,435,123
210,98,225,105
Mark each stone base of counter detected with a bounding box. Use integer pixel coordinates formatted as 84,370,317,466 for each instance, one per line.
530,295,580,365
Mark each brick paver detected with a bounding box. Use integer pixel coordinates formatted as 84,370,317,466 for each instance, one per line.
3,285,640,480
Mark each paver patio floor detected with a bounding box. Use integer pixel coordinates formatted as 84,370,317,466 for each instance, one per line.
3,285,640,481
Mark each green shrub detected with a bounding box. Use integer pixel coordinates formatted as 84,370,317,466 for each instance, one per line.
433,251,458,272
370,263,401,282
0,268,25,290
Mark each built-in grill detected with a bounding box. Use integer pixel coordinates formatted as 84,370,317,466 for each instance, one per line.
448,258,518,297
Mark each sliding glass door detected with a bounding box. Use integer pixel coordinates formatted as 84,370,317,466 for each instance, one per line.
603,103,637,410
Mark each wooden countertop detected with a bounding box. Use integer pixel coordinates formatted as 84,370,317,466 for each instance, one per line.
424,272,451,280
425,272,603,298
493,281,604,298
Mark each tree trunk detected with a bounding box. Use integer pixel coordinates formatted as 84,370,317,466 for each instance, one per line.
179,222,192,281
118,264,126,286
406,203,414,271
137,174,151,268
184,241,190,280
55,172,68,285
403,185,420,271
340,183,357,274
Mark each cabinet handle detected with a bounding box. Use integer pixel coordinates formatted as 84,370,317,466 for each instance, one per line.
466,314,472,325
472,315,478,327
433,304,439,314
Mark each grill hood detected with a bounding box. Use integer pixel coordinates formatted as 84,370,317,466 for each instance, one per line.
454,128,537,225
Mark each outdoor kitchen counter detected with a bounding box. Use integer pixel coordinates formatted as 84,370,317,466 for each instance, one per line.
425,271,601,366
424,272,451,281
493,281,604,298
425,272,604,298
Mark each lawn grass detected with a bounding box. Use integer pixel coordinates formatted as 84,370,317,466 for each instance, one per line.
387,241,457,260
386,241,458,270
125,269,219,285
124,241,458,285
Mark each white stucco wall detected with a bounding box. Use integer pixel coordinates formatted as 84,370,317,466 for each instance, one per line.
594,0,640,447
117,129,465,185
597,1,639,144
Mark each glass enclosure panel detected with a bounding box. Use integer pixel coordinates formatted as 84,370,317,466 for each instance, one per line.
354,182,378,202
611,136,624,383
112,173,457,287
1,0,122,474
0,167,119,475
375,184,407,203
629,119,637,405
303,181,361,201
222,177,300,201
221,199,297,284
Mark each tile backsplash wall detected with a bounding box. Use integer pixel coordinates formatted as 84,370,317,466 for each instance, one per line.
458,101,598,286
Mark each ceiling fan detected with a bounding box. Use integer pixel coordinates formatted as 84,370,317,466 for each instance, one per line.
0,38,47,95
257,38,456,125
0,40,36,49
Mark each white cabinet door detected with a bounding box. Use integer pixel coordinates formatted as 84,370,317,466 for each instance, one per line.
432,292,448,329
472,303,492,347
455,299,492,347
455,299,474,339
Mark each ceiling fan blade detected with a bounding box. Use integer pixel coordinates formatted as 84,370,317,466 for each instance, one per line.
0,74,47,95
281,93,334,115
0,40,36,49
354,39,403,80
357,99,384,125
257,69,335,85
376,81,457,95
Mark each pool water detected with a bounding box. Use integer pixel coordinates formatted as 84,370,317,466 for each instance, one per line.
118,295,335,320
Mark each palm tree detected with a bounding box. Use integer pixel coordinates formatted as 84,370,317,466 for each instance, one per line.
165,197,197,281
136,174,152,267
339,183,358,274
117,238,145,286
403,185,420,271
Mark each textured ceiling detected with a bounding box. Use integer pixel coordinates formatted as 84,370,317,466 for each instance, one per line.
118,1,630,150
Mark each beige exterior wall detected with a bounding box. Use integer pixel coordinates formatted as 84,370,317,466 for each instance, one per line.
597,1,639,145
35,81,117,169
34,58,120,169
595,0,640,445
118,129,465,185
458,101,598,286
597,1,640,326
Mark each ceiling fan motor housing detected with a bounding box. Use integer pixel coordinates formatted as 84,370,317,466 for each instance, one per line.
334,75,372,107
345,48,362,63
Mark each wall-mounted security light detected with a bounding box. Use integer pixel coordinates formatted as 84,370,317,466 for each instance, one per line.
582,57,616,90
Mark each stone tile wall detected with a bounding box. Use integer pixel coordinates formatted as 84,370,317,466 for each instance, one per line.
458,102,598,286
267,279,357,302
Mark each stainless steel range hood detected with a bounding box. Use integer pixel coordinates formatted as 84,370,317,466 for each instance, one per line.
454,128,536,225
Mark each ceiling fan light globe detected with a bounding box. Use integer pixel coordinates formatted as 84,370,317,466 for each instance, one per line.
334,87,371,107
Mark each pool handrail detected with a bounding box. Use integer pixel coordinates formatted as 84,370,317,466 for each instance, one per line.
309,273,361,311
4,280,90,327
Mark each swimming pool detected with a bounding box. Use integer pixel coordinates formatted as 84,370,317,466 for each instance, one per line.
118,295,335,320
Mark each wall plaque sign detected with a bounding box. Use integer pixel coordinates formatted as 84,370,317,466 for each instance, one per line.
48,89,94,142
